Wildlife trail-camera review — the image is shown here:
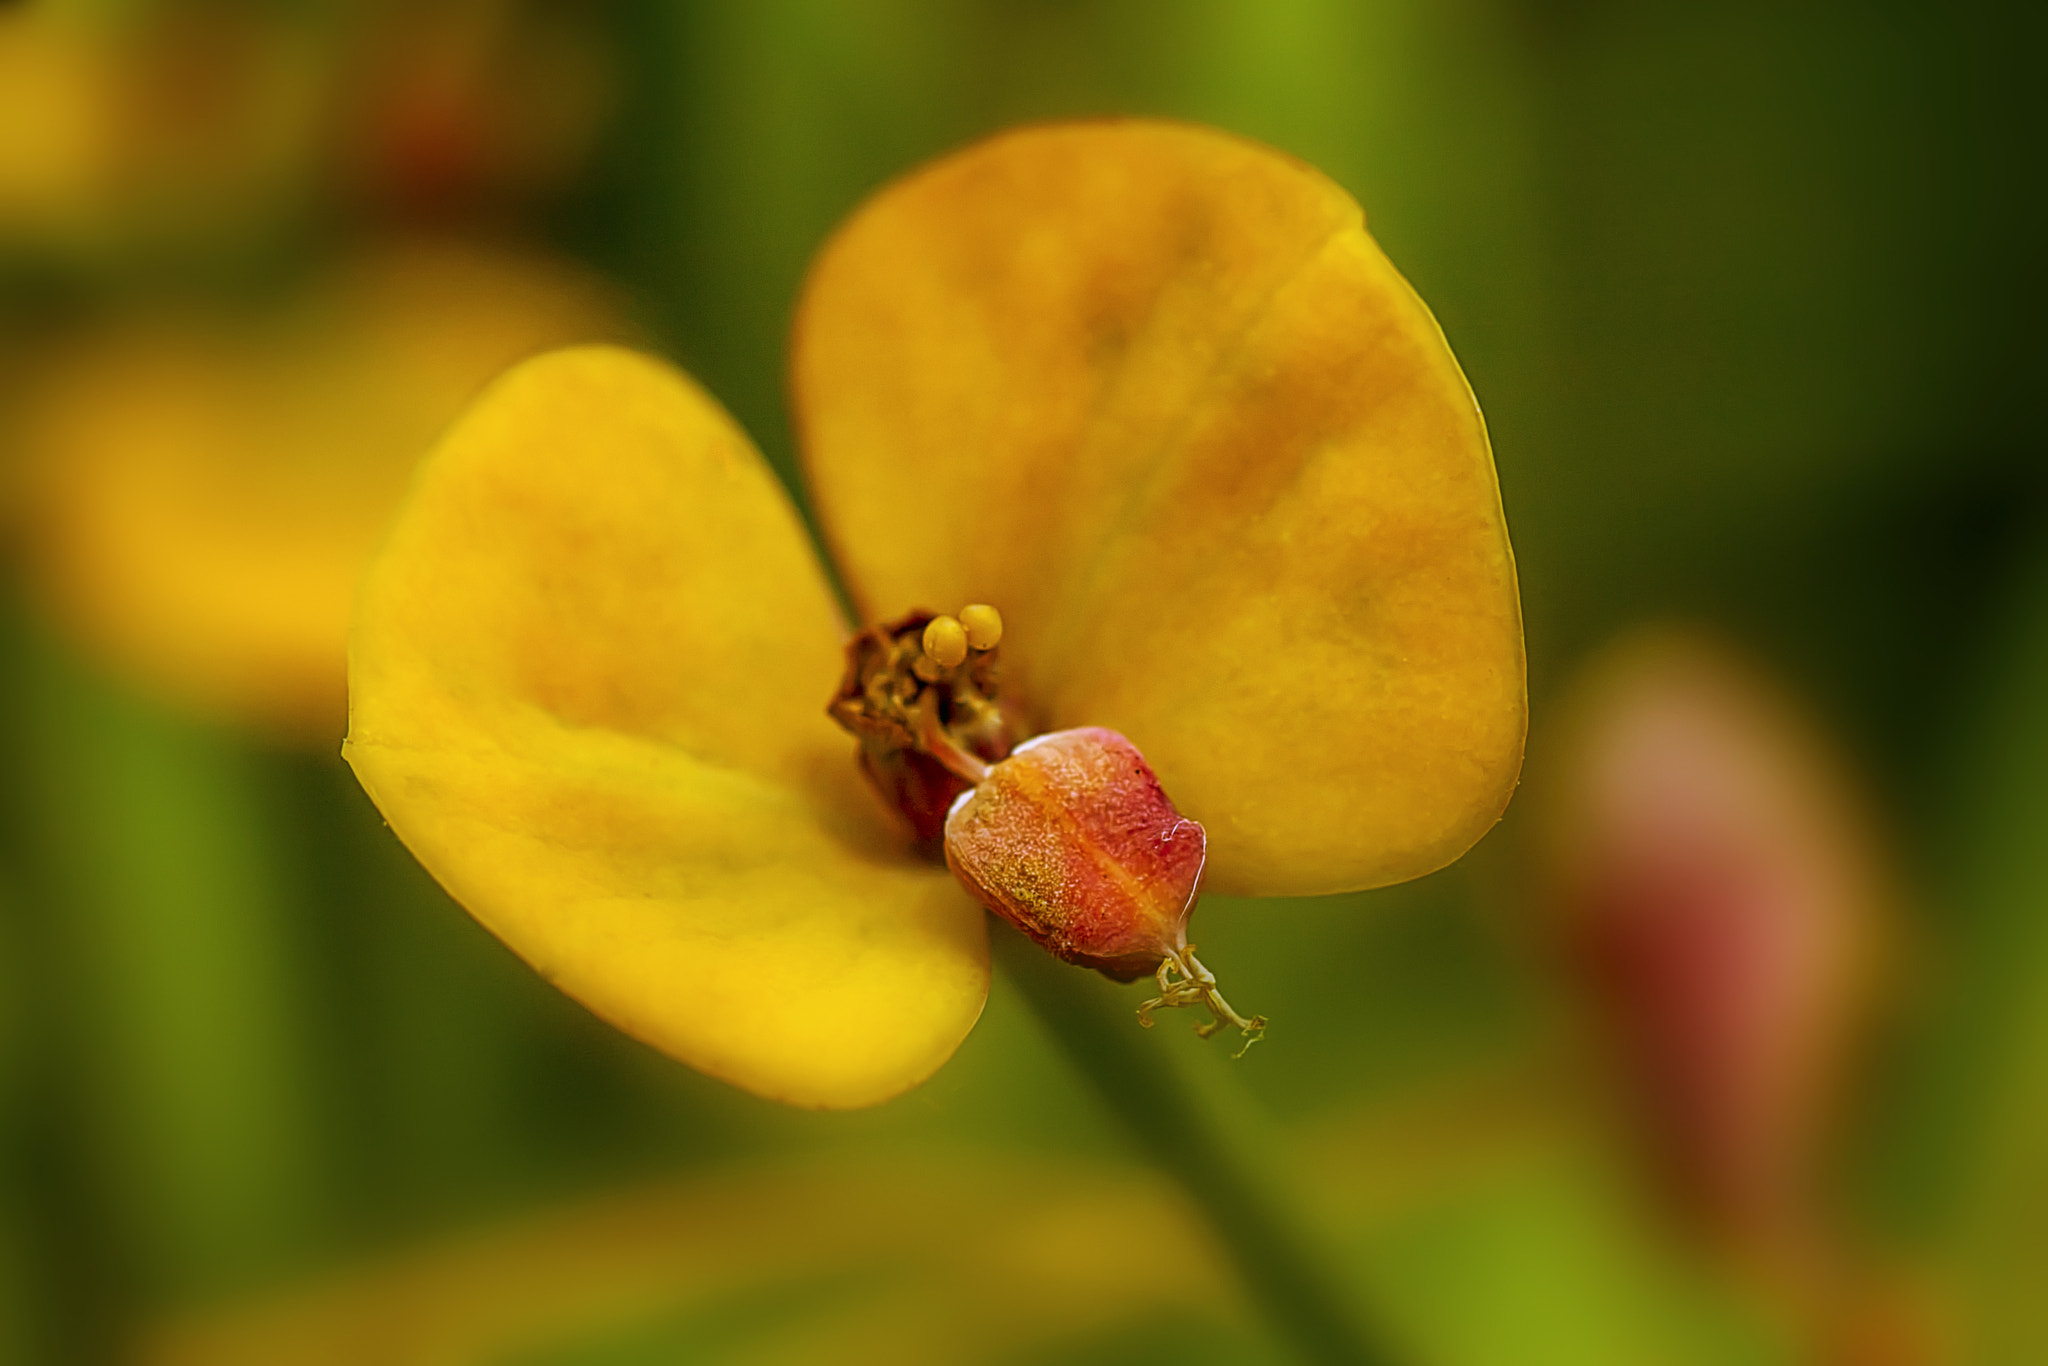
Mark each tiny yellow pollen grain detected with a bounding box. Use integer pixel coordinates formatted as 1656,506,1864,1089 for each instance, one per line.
958,603,1003,651
923,614,968,668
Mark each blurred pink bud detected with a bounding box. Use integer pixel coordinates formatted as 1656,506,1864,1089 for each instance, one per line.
1538,629,1886,1252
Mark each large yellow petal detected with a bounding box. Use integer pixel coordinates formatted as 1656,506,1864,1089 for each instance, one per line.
346,346,987,1109
794,120,1524,897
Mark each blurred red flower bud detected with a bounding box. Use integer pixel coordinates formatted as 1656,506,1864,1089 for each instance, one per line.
1536,629,1887,1258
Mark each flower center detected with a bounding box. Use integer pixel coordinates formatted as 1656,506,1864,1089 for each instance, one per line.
826,604,1265,1054
826,605,1015,853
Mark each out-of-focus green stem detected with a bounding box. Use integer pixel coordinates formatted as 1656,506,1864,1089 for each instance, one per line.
11,624,330,1306
991,925,1400,1366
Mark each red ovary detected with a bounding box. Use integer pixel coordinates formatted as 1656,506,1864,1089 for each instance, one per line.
944,727,1205,981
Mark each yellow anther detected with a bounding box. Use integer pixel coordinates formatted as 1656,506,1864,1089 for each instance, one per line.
922,615,968,669
959,603,1003,651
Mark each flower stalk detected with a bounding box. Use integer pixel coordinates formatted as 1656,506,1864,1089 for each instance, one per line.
991,926,1399,1366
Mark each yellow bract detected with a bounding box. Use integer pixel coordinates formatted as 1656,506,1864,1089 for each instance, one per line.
795,121,1524,896
345,347,987,1109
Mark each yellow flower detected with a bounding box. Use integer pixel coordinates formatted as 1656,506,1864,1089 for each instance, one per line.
345,121,1526,1109
13,240,629,740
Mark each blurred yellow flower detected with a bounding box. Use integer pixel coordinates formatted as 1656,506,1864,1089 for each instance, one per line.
0,2,615,260
344,121,1526,1108
0,4,322,258
13,240,629,739
141,1152,1242,1366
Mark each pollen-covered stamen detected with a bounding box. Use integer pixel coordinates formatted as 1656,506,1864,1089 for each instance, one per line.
957,603,1003,651
827,605,1013,848
921,614,969,670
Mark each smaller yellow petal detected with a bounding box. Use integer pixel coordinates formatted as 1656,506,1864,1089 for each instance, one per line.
348,345,988,1108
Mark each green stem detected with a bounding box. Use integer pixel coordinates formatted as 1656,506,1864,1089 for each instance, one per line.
990,925,1402,1366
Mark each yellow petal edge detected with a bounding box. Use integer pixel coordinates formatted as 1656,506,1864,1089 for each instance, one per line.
795,119,1525,897
346,345,988,1108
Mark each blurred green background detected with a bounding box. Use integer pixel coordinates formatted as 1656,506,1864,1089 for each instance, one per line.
0,1,2043,1363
